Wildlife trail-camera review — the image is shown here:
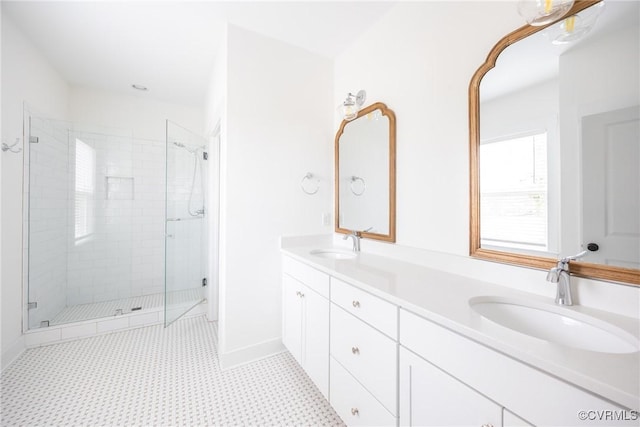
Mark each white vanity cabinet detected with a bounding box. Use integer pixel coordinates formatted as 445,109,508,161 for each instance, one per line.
281,256,330,399
400,308,636,427
329,277,399,426
280,251,638,427
399,346,502,427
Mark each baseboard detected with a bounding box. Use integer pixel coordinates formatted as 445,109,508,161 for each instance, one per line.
218,337,285,370
1,335,25,372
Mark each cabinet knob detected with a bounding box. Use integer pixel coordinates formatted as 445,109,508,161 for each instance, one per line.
351,408,359,416
352,300,360,308
351,346,360,355
295,291,304,298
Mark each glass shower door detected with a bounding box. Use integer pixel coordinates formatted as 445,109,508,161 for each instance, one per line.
165,120,207,326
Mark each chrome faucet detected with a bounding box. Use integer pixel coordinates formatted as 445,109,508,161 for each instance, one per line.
546,251,587,306
343,230,362,252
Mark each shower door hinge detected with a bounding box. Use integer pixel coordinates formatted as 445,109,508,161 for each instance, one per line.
40,320,49,328
203,152,208,160
202,277,207,287
29,136,39,144
28,302,38,309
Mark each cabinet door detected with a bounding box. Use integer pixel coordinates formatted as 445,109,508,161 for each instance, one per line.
504,409,534,427
302,285,329,399
399,347,502,427
331,357,397,427
282,275,303,364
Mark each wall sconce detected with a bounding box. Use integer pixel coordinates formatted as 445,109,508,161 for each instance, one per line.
337,90,366,121
543,1,604,45
518,0,575,26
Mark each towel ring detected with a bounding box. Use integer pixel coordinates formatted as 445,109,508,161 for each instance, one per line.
301,173,320,195
2,138,22,153
349,176,366,196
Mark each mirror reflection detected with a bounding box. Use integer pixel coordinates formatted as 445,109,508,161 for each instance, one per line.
478,0,639,270
335,102,396,243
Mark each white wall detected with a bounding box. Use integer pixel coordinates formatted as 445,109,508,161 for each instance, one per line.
68,86,204,142
333,2,640,318
1,13,70,369
213,25,333,367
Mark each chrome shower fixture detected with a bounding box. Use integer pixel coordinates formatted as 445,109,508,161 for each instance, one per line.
172,141,206,154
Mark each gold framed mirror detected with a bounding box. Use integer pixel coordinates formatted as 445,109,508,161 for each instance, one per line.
335,102,396,243
470,0,639,285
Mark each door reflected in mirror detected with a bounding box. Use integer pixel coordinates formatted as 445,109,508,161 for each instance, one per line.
335,102,396,243
470,0,640,284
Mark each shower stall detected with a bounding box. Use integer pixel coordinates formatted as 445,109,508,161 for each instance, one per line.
24,115,209,329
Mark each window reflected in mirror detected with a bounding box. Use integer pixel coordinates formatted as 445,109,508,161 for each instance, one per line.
480,132,548,252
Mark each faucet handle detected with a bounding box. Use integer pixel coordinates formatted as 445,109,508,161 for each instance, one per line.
560,250,587,264
546,267,561,283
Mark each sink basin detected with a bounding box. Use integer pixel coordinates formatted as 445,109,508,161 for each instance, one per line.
469,296,639,354
309,249,357,260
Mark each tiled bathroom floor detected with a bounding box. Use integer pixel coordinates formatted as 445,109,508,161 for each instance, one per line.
50,288,203,325
1,315,344,426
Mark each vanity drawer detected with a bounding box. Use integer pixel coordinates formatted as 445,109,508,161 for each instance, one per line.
331,304,398,415
330,356,397,427
330,277,398,338
282,256,329,298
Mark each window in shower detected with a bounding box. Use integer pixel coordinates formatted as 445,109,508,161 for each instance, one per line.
75,138,96,243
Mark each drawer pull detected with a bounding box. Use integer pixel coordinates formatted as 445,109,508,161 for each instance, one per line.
351,346,360,355
295,291,305,298
352,300,360,308
481,424,493,427
351,408,359,416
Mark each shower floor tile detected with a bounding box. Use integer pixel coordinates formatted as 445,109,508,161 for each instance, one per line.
1,315,344,426
50,288,203,325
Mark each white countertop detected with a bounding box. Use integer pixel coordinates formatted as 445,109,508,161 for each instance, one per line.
281,243,640,410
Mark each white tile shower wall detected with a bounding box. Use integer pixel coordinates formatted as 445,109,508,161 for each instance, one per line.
65,133,166,309
131,139,165,297
26,117,68,328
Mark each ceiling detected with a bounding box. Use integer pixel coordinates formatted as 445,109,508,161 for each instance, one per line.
2,1,395,107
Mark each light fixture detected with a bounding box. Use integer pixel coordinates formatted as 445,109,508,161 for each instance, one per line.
517,0,575,26
544,1,604,45
131,84,148,91
337,90,366,121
